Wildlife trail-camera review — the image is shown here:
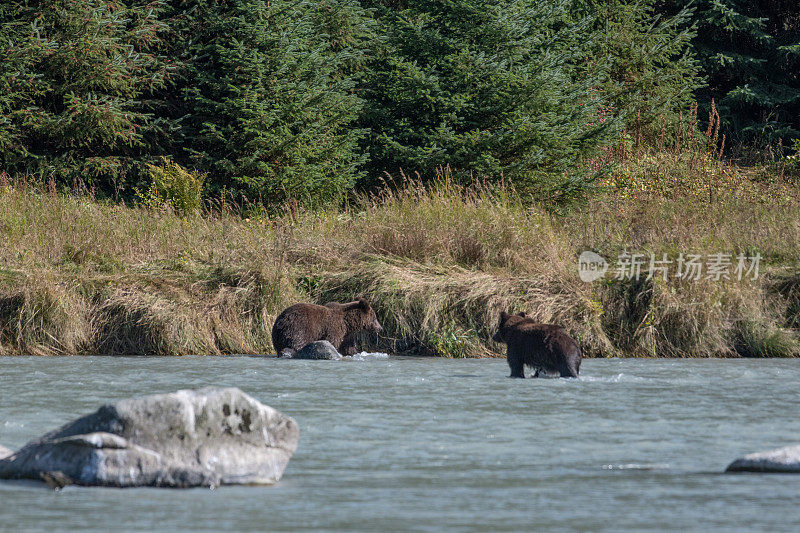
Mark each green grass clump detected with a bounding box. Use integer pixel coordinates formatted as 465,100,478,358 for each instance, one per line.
733,320,798,358
137,159,205,215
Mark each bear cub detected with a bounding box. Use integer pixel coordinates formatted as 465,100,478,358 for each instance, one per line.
272,298,383,357
492,311,581,378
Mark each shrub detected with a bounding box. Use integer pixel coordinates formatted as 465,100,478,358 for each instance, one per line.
138,159,205,214
733,319,797,358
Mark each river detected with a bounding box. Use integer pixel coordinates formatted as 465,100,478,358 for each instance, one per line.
1,356,799,532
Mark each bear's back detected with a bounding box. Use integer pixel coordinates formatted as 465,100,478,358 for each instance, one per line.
272,303,339,354
510,320,565,344
508,320,581,375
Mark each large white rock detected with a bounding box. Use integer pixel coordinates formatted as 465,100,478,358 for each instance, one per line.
0,445,12,460
726,445,800,473
0,387,299,487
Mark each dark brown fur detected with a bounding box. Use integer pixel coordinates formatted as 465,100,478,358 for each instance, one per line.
272,298,382,356
492,311,581,378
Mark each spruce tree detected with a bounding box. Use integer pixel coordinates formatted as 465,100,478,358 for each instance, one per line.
0,0,176,194
583,0,701,130
357,0,620,194
666,0,800,152
175,0,374,204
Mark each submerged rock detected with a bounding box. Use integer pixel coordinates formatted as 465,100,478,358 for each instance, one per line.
293,340,343,360
0,387,299,488
726,445,800,473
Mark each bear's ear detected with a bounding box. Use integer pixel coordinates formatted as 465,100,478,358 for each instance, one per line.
499,311,509,323
357,297,370,310
517,312,527,318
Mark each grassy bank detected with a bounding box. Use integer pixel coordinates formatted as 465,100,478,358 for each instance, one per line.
1,150,799,357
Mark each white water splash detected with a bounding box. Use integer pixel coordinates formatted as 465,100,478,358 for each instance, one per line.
579,373,654,383
602,463,670,471
345,351,390,361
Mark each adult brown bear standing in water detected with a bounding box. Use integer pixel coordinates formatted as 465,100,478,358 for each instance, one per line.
492,311,581,378
272,298,383,356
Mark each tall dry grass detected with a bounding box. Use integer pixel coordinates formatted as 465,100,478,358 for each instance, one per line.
0,151,799,357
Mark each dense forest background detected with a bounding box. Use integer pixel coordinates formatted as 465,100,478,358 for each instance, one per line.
1,0,798,206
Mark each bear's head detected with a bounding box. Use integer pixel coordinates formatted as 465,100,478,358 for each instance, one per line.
492,311,527,343
347,298,383,333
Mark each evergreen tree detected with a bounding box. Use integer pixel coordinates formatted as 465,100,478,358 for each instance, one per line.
0,0,176,194
175,0,374,204
666,0,800,152
357,0,620,193
583,0,701,130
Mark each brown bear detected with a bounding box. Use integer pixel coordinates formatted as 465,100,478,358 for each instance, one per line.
271,298,383,357
492,311,581,378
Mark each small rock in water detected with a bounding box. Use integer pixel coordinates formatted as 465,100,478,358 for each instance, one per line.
0,387,299,488
726,445,800,473
293,340,343,360
40,471,74,490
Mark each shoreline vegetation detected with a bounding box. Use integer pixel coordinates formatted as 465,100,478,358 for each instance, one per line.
2,1,798,357
2,146,799,358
